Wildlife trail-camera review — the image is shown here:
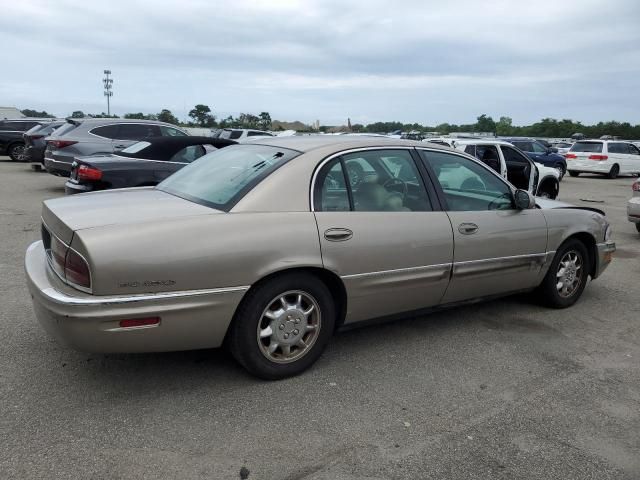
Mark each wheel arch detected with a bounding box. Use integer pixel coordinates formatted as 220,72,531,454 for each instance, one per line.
560,232,598,278
228,266,348,340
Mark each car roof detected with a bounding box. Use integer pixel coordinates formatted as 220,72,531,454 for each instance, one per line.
117,136,237,160
66,118,183,127
243,135,449,153
453,138,513,146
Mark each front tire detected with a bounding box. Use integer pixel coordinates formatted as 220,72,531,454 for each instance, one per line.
607,164,620,179
228,273,335,379
636,223,640,234
537,239,589,309
8,143,26,162
555,163,565,180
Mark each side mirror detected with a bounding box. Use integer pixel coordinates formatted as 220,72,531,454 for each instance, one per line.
549,147,558,153
514,189,535,210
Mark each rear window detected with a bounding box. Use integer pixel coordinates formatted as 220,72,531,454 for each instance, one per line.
220,129,243,140
570,142,603,153
51,122,80,137
157,144,299,211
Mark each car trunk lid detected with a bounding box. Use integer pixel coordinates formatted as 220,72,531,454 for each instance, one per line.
42,188,220,244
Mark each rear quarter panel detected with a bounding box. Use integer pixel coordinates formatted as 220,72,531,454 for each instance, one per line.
71,212,323,295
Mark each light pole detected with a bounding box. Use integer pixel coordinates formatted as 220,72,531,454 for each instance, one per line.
103,70,113,116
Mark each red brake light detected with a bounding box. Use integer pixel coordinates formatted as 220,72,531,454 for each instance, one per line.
48,140,77,149
118,317,160,329
48,236,67,277
588,155,608,161
565,153,577,159
77,165,103,181
64,249,91,289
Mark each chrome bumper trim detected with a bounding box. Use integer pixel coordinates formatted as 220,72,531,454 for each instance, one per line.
39,285,250,307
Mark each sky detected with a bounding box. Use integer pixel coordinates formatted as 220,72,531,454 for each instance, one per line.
1,0,639,126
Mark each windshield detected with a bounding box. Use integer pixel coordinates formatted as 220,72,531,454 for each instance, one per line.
157,144,299,210
570,141,603,153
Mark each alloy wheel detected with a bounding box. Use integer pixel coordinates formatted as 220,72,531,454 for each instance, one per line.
556,250,583,298
10,145,26,162
257,290,321,364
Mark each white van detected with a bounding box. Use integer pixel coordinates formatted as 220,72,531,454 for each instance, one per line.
566,140,640,179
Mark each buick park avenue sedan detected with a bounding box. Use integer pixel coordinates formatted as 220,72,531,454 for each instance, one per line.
25,137,615,379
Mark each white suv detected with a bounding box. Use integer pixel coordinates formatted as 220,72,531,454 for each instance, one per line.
566,140,640,179
453,139,560,199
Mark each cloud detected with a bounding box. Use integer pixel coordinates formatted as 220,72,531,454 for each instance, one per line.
0,0,638,124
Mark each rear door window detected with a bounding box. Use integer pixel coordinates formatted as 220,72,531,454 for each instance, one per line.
169,145,207,163
608,143,627,154
160,126,187,137
116,124,162,140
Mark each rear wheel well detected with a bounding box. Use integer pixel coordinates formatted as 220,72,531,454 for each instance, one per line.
232,267,347,333
563,232,597,277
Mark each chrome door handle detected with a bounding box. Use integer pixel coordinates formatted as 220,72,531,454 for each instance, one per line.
324,228,353,242
458,223,479,235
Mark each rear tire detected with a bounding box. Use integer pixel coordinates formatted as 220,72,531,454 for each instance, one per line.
537,239,589,309
555,163,565,180
568,171,579,177
8,143,26,162
607,164,620,179
636,223,640,234
228,273,335,380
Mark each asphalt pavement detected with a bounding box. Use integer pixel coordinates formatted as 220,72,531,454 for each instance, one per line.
1,157,638,479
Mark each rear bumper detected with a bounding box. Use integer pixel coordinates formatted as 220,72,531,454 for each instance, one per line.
24,145,45,163
25,241,248,353
567,160,612,174
594,241,616,279
628,197,640,223
64,180,95,195
44,157,72,176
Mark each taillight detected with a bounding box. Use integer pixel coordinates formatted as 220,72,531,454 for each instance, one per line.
633,182,640,192
565,153,577,159
64,249,91,289
77,165,102,181
48,235,67,277
588,155,608,161
48,140,77,149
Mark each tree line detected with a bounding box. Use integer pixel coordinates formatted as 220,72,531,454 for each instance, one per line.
20,108,640,138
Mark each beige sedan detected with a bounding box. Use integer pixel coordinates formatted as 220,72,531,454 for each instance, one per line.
25,137,616,379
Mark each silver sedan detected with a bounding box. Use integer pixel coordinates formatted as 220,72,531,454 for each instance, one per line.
25,137,616,379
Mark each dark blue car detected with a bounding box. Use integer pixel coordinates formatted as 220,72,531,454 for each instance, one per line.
504,138,567,179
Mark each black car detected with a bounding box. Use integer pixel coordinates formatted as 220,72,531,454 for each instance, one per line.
0,119,55,161
64,136,236,195
24,121,66,165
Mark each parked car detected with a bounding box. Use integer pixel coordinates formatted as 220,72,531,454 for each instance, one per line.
453,139,560,199
64,136,236,194
504,138,568,179
0,118,57,161
551,141,573,155
566,140,640,179
44,118,189,177
628,178,640,233
25,137,615,379
24,121,66,165
218,128,274,141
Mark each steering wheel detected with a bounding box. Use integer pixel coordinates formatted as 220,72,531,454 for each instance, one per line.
383,178,408,198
